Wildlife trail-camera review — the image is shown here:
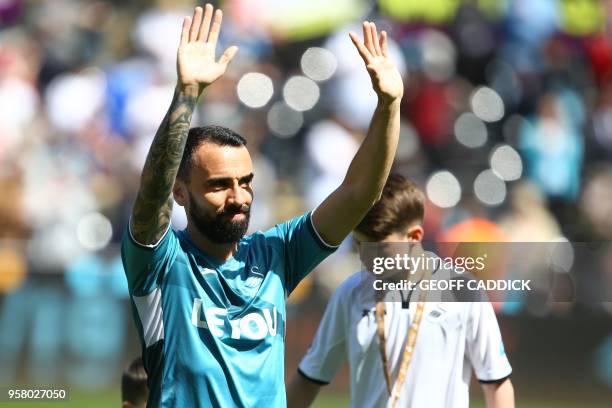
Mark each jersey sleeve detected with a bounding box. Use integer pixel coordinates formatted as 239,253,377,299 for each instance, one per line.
121,222,180,296
264,211,338,294
298,286,347,384
465,302,513,383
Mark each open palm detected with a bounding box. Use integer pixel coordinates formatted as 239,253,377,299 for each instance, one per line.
178,5,238,89
350,22,403,103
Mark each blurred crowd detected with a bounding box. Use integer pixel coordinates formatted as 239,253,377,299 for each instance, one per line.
0,0,612,300
0,0,610,298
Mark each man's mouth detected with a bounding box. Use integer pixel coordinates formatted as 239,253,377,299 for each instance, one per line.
220,210,248,219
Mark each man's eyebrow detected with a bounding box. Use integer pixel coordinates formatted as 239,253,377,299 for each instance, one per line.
205,176,233,185
239,173,254,183
205,173,254,186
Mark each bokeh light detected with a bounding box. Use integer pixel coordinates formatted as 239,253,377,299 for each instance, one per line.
454,112,488,148
470,86,505,122
474,169,506,206
237,72,274,108
283,76,320,112
301,47,337,82
490,144,523,181
426,171,462,208
267,102,303,138
76,212,113,251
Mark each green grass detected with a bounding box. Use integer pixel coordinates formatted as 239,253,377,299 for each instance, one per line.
311,390,611,408
0,389,120,408
313,393,349,408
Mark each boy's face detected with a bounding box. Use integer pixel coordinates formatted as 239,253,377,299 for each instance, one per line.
352,225,424,277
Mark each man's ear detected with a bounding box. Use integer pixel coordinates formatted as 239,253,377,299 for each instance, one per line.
406,225,424,242
172,180,188,207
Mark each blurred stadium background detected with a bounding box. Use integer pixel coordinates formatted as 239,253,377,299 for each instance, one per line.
1,0,612,406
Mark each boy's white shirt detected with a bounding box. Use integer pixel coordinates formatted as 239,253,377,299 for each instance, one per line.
298,271,512,408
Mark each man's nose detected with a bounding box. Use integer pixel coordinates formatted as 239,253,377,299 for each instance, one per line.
227,181,249,206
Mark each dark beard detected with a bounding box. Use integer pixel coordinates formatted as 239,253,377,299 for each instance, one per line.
188,193,250,244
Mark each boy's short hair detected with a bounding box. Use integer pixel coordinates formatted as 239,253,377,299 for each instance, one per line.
121,357,148,405
355,173,424,240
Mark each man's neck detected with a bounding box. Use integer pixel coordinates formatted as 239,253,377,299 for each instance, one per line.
186,224,238,261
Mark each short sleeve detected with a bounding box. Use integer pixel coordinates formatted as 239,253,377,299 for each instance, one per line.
466,302,513,382
264,211,338,293
298,287,347,384
121,223,180,296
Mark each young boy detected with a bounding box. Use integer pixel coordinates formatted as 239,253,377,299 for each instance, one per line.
121,357,148,408
287,174,515,408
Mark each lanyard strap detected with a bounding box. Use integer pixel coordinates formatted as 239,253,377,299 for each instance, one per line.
375,278,428,408
375,301,394,395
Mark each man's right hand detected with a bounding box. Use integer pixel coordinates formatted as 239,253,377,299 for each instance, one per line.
177,4,238,92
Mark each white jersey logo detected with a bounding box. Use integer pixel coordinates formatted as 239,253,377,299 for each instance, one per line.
191,299,278,340
198,266,216,276
245,266,264,289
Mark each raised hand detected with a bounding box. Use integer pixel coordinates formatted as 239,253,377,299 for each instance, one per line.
177,4,238,91
349,22,403,103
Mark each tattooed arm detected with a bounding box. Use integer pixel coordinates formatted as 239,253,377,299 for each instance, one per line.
130,87,197,244
130,4,238,245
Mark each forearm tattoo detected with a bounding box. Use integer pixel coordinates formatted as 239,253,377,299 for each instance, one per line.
130,89,197,245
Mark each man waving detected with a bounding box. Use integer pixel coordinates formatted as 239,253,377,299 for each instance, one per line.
121,3,403,407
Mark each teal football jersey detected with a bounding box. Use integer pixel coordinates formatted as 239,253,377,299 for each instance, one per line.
121,212,337,407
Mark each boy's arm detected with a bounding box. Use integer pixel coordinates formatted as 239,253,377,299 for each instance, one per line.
466,302,514,407
286,372,323,408
287,281,350,405
482,379,515,408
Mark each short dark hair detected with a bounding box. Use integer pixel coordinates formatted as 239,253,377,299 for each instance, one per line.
177,125,247,182
121,357,148,405
355,173,425,241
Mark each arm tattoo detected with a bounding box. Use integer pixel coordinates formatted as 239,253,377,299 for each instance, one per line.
130,87,198,245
